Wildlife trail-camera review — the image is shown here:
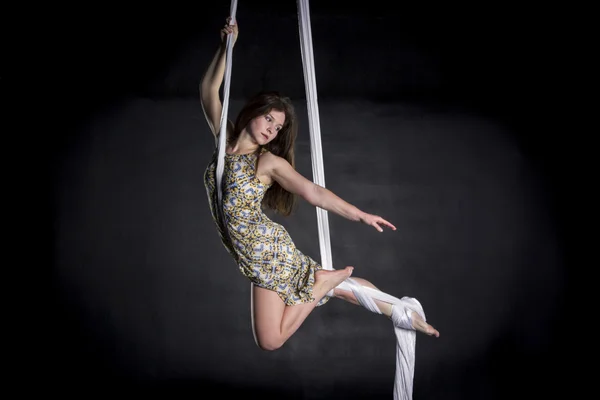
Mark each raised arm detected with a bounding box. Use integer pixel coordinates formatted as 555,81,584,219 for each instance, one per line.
200,17,238,139
263,153,397,232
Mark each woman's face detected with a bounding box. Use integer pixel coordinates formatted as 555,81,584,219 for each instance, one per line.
247,110,286,145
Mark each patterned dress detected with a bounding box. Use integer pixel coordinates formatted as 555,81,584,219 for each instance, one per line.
204,146,330,307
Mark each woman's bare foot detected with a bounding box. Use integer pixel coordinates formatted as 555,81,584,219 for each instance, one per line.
314,267,354,298
411,312,440,337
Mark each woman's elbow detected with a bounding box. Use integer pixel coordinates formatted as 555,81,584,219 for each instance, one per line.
304,185,325,208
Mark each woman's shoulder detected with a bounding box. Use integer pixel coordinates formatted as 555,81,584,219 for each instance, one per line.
258,149,291,171
258,148,280,162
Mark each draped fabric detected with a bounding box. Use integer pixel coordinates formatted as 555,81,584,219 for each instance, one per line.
214,1,427,398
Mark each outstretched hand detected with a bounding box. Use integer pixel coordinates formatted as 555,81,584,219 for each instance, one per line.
360,213,397,232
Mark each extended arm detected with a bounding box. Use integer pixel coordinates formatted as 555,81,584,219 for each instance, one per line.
267,154,396,232
200,18,238,138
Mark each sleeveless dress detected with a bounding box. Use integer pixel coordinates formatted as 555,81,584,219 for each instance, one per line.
204,146,330,307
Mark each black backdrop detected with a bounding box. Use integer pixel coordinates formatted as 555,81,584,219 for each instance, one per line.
40,0,577,398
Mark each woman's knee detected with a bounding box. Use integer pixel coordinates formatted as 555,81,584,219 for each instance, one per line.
255,334,284,351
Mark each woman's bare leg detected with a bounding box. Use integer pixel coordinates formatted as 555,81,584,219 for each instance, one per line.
333,277,393,316
333,276,440,337
251,266,354,351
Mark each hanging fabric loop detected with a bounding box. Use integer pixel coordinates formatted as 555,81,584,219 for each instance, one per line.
295,1,425,399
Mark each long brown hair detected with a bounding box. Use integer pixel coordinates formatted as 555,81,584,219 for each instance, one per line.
229,91,298,216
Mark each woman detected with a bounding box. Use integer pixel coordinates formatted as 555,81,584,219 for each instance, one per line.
201,18,439,351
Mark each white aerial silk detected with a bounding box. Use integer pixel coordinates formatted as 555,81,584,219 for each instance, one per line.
215,1,428,398
215,0,238,232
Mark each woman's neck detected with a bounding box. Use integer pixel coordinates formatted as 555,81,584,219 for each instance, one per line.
228,131,260,155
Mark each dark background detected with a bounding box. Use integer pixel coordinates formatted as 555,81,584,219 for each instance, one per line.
30,0,579,398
